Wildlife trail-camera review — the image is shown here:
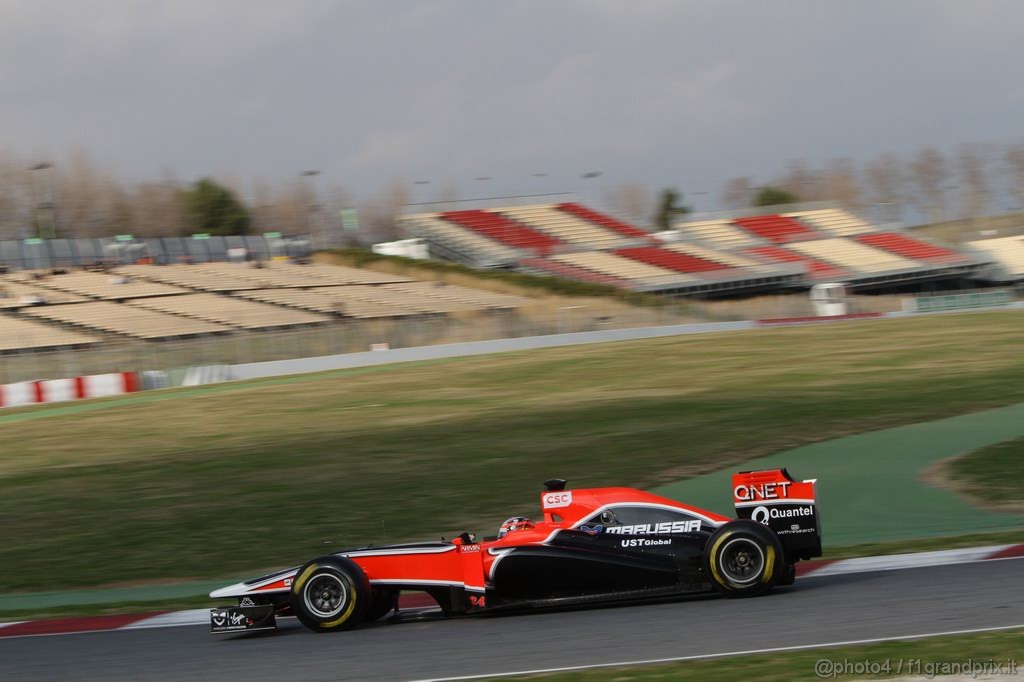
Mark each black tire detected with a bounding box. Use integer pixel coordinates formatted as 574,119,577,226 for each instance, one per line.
364,588,399,622
704,520,784,598
290,557,370,633
779,562,797,586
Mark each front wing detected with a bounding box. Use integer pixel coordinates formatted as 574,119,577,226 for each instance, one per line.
210,604,277,634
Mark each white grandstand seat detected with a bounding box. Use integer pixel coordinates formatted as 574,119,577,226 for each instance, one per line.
24,301,232,340
551,252,693,287
398,213,521,264
115,264,263,292
788,238,918,274
0,314,99,351
967,236,1024,279
674,219,762,247
237,289,418,319
663,243,770,270
490,205,626,248
129,294,330,330
783,209,875,236
26,271,190,300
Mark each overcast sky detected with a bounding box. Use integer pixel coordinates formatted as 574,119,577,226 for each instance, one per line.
2,0,1022,207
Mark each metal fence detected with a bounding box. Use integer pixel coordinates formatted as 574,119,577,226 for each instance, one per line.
0,234,312,270
2,287,1018,386
0,305,701,384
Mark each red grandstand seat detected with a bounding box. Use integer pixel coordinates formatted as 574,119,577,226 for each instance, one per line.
615,247,731,274
442,210,564,255
556,203,651,239
855,233,965,263
747,246,847,278
734,215,818,243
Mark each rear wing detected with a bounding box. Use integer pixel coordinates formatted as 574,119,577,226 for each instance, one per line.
732,468,822,561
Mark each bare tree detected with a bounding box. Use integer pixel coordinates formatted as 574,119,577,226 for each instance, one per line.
955,143,991,220
720,176,754,209
818,157,862,210
131,180,185,237
863,152,906,224
358,181,409,245
604,184,652,225
1004,142,1024,211
775,159,819,202
0,150,32,239
907,146,951,223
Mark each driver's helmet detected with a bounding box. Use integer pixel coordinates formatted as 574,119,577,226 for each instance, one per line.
498,516,534,538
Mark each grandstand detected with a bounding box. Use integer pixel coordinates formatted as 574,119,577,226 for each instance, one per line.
0,259,531,353
0,280,88,309
555,202,651,240
129,294,331,331
787,238,919,274
398,213,522,267
24,301,233,340
441,209,563,254
667,206,985,290
23,270,190,300
733,214,820,243
237,288,419,319
967,236,1024,282
0,315,99,353
403,202,804,294
674,219,763,248
783,208,874,236
856,232,968,263
548,251,693,289
488,205,629,248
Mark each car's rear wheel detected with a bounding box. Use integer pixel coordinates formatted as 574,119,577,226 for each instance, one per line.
290,557,370,632
704,520,783,598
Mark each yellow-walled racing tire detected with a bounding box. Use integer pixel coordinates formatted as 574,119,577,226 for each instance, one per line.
704,520,784,598
290,557,370,632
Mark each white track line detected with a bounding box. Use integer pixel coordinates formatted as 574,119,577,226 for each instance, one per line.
410,623,1024,682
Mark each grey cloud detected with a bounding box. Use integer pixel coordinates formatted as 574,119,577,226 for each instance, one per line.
0,0,1022,205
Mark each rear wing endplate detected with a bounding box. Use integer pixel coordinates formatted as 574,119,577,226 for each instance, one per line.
732,468,822,561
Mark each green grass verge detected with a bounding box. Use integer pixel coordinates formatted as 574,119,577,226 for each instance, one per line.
948,436,1024,506
500,629,1023,681
1,312,1024,593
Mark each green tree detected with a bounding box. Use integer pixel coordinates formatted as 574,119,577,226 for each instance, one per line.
754,186,799,207
183,178,251,236
654,188,691,230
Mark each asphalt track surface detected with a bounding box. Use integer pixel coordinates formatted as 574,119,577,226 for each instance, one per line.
2,559,1021,682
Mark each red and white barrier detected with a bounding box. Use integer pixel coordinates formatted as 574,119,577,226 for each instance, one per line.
0,372,140,409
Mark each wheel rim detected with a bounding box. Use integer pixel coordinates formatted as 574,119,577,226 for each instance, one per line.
303,572,348,618
718,537,765,585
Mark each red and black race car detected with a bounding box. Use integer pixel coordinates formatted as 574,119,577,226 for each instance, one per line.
210,468,821,634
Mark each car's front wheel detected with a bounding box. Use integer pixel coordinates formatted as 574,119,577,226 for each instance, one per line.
290,557,370,632
704,520,784,598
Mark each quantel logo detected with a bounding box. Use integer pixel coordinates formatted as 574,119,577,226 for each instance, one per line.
752,505,813,524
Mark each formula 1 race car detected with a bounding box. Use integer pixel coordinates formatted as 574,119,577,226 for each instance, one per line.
209,468,821,634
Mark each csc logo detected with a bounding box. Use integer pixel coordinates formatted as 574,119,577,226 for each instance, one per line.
543,492,573,509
